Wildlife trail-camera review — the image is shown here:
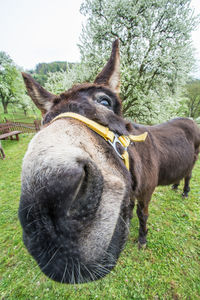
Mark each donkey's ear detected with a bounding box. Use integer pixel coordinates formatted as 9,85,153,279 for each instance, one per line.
22,72,55,114
94,39,120,94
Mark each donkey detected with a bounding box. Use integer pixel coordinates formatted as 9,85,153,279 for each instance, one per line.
19,40,200,284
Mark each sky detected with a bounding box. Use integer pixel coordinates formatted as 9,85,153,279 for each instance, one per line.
0,0,85,69
0,0,200,77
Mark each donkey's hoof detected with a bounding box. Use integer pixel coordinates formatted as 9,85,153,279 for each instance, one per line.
182,192,188,198
172,184,178,190
138,242,147,250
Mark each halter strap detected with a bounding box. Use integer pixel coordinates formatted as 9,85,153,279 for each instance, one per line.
51,112,148,170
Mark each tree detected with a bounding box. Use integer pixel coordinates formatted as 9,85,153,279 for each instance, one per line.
184,79,200,118
29,62,75,86
0,52,25,113
79,0,199,123
44,63,91,94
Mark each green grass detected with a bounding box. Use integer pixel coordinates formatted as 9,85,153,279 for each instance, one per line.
0,106,41,123
0,135,200,299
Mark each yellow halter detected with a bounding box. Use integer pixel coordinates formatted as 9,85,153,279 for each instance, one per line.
51,112,148,170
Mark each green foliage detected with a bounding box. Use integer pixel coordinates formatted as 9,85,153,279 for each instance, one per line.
35,62,73,74
0,106,41,123
29,62,75,86
184,79,200,119
0,52,45,117
31,73,48,87
0,52,26,114
44,63,92,94
0,136,200,299
79,0,200,123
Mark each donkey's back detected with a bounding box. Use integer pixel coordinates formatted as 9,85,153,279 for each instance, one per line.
153,117,200,146
140,117,200,193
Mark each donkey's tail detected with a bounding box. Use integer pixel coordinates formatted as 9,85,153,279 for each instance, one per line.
194,122,200,146
193,121,200,162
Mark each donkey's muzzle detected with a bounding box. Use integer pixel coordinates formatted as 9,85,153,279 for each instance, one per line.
18,161,104,283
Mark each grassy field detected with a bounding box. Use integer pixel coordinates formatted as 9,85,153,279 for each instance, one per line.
0,135,200,299
0,107,41,123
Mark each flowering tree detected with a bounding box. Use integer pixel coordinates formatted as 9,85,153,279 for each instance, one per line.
79,0,199,123
0,52,25,114
45,63,91,94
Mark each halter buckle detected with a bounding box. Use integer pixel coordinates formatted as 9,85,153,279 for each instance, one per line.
108,134,127,159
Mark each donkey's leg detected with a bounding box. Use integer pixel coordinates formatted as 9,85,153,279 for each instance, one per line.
182,173,192,198
172,181,180,190
136,194,152,249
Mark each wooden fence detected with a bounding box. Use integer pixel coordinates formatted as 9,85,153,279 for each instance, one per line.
0,120,41,134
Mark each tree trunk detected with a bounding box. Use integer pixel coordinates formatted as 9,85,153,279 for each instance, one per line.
2,102,8,114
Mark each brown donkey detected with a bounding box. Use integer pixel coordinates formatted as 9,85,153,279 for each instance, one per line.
19,40,200,283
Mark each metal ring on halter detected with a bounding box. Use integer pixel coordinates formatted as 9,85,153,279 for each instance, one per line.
108,133,127,159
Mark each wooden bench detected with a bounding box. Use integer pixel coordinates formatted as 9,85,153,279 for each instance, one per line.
0,123,23,159
0,130,22,141
0,123,22,140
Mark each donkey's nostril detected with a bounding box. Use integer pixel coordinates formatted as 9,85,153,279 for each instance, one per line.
65,167,86,215
43,165,86,216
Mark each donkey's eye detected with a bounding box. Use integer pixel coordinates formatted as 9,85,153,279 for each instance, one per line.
100,99,110,106
96,95,111,107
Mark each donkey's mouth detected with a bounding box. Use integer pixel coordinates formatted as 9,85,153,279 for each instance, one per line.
22,232,116,284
